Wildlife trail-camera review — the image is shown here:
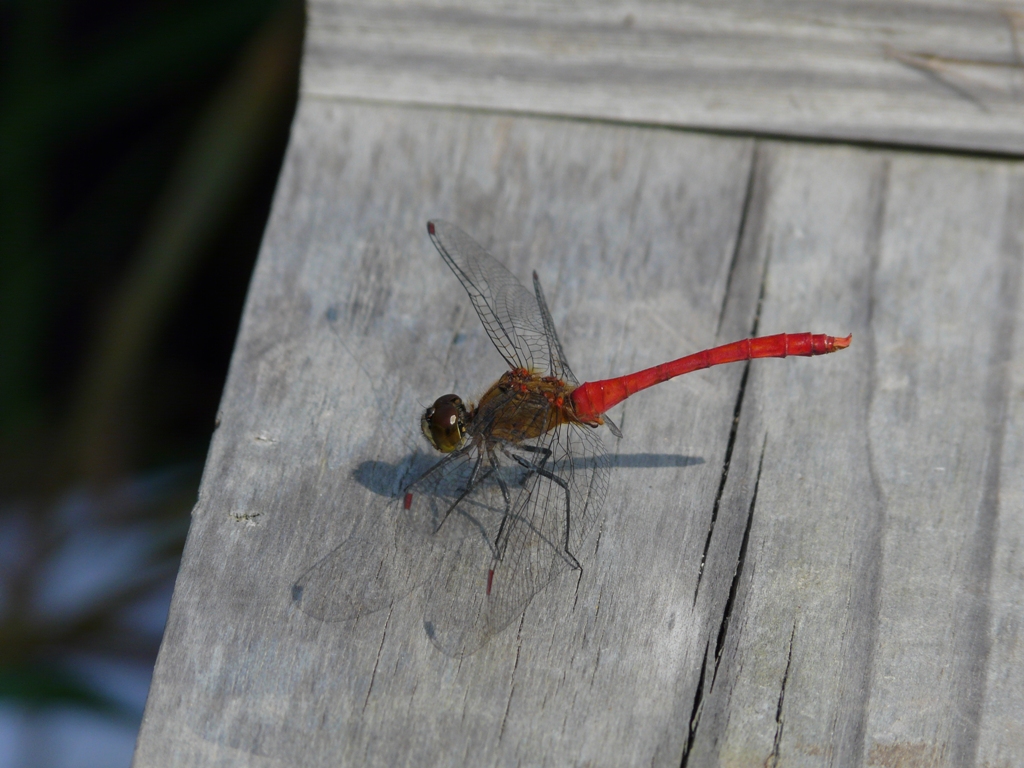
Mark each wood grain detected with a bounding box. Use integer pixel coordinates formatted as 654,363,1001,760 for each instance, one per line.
132,100,1024,766
302,0,1024,155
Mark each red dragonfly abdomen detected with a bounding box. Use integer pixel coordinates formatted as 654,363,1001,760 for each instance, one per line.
571,332,851,422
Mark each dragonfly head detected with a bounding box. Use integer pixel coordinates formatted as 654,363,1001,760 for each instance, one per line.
421,394,469,453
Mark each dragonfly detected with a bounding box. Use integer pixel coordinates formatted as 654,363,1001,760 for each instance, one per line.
294,220,850,656
401,221,850,651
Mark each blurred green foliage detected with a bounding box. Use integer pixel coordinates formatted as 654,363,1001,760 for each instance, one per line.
0,0,303,718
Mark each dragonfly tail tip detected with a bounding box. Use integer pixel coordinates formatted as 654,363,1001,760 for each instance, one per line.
833,334,852,351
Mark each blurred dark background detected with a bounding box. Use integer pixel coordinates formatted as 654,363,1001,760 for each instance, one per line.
0,0,303,764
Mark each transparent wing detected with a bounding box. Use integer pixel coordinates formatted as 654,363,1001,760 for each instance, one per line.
534,270,622,438
427,221,551,374
397,446,500,547
532,271,577,386
293,443,494,625
292,444,491,625
427,221,621,439
292,460,444,622
291,524,423,622
291,306,443,623
417,418,611,657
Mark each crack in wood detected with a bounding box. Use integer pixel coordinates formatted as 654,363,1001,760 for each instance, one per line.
886,46,991,113
362,604,393,713
498,638,523,742
884,32,1024,113
717,141,760,338
711,434,765,692
681,438,765,766
678,639,710,768
767,622,797,768
693,242,770,604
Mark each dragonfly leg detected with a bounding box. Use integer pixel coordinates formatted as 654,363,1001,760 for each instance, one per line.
488,450,513,561
532,466,580,571
502,445,581,571
433,455,484,534
514,443,553,475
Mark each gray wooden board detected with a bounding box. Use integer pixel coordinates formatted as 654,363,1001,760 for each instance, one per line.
132,101,1024,766
302,0,1024,156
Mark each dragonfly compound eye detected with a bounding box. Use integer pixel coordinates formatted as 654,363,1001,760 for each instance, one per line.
421,394,468,453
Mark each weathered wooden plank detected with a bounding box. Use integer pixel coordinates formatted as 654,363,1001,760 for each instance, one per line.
685,144,886,765
303,0,1024,155
687,150,1024,765
855,156,1022,765
133,101,1024,766
978,187,1024,765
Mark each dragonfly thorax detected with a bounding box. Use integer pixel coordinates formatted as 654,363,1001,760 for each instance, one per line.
421,394,470,453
